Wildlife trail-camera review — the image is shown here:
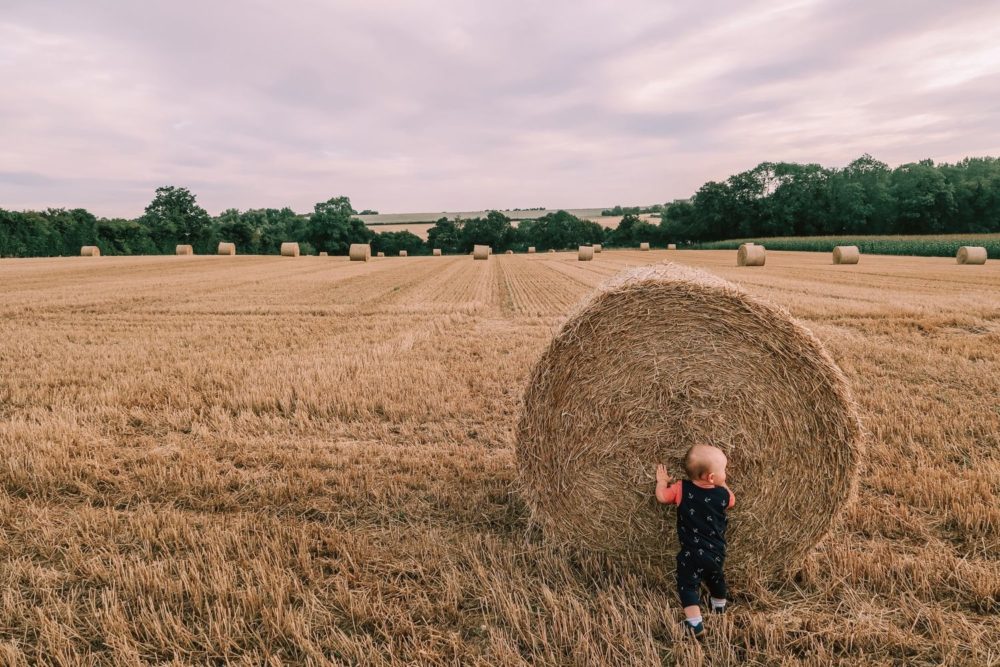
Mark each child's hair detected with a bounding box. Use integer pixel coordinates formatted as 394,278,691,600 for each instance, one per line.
683,444,712,479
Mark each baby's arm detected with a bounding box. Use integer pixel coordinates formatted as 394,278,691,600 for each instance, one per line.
655,464,682,505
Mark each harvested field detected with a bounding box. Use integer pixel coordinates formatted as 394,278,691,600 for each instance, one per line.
0,250,997,665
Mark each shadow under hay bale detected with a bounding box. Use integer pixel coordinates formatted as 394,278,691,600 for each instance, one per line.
516,263,862,586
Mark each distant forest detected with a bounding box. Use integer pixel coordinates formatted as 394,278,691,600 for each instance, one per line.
2,155,999,256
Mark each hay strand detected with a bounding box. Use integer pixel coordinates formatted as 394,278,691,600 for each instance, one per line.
956,246,987,264
832,246,860,264
473,245,490,260
280,242,300,257
349,244,371,262
578,246,594,261
516,263,862,585
737,243,766,266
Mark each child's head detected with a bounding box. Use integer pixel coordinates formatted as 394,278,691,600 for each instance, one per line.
683,444,728,485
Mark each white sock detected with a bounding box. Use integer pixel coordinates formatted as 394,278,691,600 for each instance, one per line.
710,597,727,609
686,615,703,626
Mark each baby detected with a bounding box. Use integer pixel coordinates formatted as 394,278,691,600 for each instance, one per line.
655,443,735,639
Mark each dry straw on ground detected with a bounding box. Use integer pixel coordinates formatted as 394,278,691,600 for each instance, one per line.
280,242,300,257
433,249,442,256
474,245,490,260
833,246,860,264
737,243,766,266
640,242,650,251
175,245,193,256
517,263,862,586
217,242,236,255
349,244,371,262
80,246,100,256
957,246,987,264
578,246,594,261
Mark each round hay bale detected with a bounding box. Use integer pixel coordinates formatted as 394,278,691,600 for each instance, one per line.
319,251,328,257
737,243,765,266
433,249,442,256
217,242,236,256
667,243,677,250
505,250,514,255
175,245,194,256
377,251,385,258
399,250,408,257
832,246,860,265
548,249,556,253
80,245,101,257
956,246,987,265
516,263,862,585
578,246,594,261
473,245,490,260
349,244,371,262
280,242,300,257
528,247,536,254
593,244,602,253
639,242,650,251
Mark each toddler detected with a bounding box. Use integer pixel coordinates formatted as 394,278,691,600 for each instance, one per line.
655,443,735,639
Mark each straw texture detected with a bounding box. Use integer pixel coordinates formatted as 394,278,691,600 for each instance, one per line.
349,244,371,262
832,246,860,264
280,242,300,257
217,243,236,256
737,243,766,266
474,245,490,260
516,263,862,585
956,246,987,264
175,245,193,256
578,246,594,261
80,246,100,257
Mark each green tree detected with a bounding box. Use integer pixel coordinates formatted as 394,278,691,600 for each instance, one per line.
426,217,463,254
373,230,426,255
307,196,373,254
141,186,212,253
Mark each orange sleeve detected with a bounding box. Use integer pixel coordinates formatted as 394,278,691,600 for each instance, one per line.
726,488,735,509
660,480,683,506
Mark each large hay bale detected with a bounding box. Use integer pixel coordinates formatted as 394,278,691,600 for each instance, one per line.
280,242,300,257
956,246,987,264
516,264,862,585
175,245,193,256
433,249,442,256
639,242,650,251
80,246,101,257
399,250,408,257
473,245,490,260
578,246,594,261
217,242,236,255
528,247,536,254
737,243,766,266
832,246,860,264
667,243,677,250
349,244,371,262
593,244,602,253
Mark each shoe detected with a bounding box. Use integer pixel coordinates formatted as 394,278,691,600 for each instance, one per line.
710,604,726,615
683,620,706,640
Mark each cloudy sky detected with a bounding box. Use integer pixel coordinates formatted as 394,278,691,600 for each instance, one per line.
2,0,1000,218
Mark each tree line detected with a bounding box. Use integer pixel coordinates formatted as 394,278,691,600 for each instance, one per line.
2,155,999,257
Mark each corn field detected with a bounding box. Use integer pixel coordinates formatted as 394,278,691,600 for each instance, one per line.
699,233,1000,258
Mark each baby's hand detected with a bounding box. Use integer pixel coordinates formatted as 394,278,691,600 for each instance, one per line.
655,464,673,485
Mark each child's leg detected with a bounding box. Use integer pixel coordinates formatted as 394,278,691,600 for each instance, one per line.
676,553,705,633
704,563,729,612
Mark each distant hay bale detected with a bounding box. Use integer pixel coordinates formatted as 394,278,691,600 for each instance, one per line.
474,245,490,260
505,250,514,254
217,242,236,256
349,244,371,262
639,242,650,251
488,247,493,255
593,244,602,253
399,250,408,257
280,242,300,257
956,246,987,265
319,251,328,257
433,249,442,256
737,243,766,266
80,246,101,257
528,247,536,254
175,245,193,255
377,251,385,258
667,243,677,250
548,249,556,253
517,263,862,585
578,246,594,261
832,246,860,265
